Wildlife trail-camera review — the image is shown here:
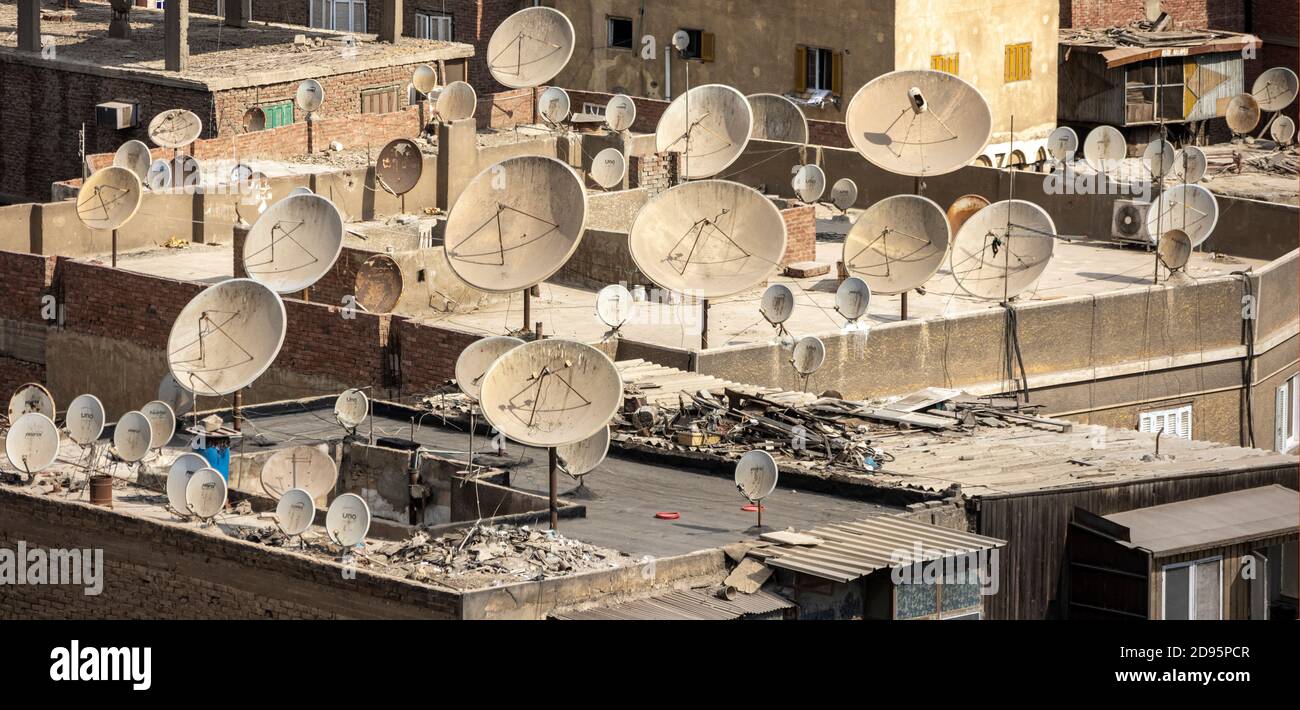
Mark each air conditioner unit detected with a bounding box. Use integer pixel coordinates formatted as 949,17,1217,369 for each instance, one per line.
1111,199,1151,244
96,100,139,130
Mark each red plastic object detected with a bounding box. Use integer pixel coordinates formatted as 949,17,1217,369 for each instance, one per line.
741,504,766,512
655,511,680,520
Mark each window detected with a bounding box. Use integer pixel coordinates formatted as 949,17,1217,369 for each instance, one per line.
259,100,294,129
676,28,714,62
310,0,366,33
795,46,842,95
607,16,633,50
360,85,400,115
582,102,606,116
1276,374,1298,452
1139,404,1192,440
1004,42,1032,83
415,12,452,41
931,53,959,75
1162,558,1222,620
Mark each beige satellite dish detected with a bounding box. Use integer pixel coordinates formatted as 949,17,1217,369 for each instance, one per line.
1252,67,1299,112
735,450,778,502
947,194,990,235
276,488,316,536
655,84,753,179
1083,126,1126,172
1157,229,1192,271
444,156,587,293
628,180,786,299
430,81,477,121
950,200,1057,301
334,388,370,430
605,94,637,131
1226,93,1261,134
845,69,992,176
1271,115,1296,145
7,382,55,422
354,254,404,313
1143,139,1177,179
589,148,627,189
791,336,826,376
185,467,228,520
791,164,827,203
843,194,951,295
1177,146,1208,183
760,284,795,325
595,285,634,330
1147,184,1218,247
1047,126,1079,162
538,86,572,125
140,400,177,450
412,64,438,95
830,178,858,211
455,336,525,400
167,278,287,397
147,109,203,148
5,413,60,474
835,277,871,325
747,93,810,144
65,394,106,446
556,425,610,477
242,194,344,294
157,373,196,417
166,453,209,513
486,6,576,89
325,493,371,547
77,166,142,231
113,411,152,463
261,446,338,500
113,140,152,183
295,79,325,113
479,339,622,448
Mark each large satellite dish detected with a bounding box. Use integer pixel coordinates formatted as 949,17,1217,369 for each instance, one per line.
791,336,826,376
7,382,55,421
444,156,587,293
1252,67,1299,112
334,388,370,429
1226,93,1261,134
1147,184,1218,247
589,148,627,189
747,93,810,144
1047,126,1079,162
261,446,338,500
430,81,477,121
479,339,622,448
158,373,196,416
5,413,60,474
1083,126,1126,172
628,180,786,299
595,285,634,330
1157,229,1192,271
734,450,778,502
375,138,424,196
185,467,227,520
556,425,609,477
455,336,525,400
1143,139,1176,179
412,64,438,95
845,69,992,176
950,200,1057,301
167,279,287,397
843,194,951,295
113,411,152,463
835,277,871,324
791,164,827,203
655,84,753,179
65,394,106,446
166,453,209,513
830,178,858,211
147,109,202,148
537,86,572,125
486,6,575,89
140,400,177,450
947,194,990,235
295,79,325,113
605,94,637,131
242,194,344,294
1271,115,1296,145
325,493,371,547
77,166,142,231
760,284,795,325
1177,146,1207,183
113,140,152,183
276,488,316,536
354,254,404,314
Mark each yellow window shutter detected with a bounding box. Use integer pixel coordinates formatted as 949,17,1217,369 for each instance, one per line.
701,32,716,62
832,51,843,94
795,46,808,92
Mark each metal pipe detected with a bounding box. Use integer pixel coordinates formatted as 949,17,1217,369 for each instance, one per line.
548,447,559,530
701,298,709,349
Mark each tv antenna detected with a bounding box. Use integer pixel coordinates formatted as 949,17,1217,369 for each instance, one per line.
1251,67,1299,142
112,410,152,473
588,148,628,190
1147,184,1219,249
428,81,478,122
64,394,105,472
113,140,152,183
537,86,572,128
375,138,424,214
1082,125,1126,174
334,388,371,439
1176,146,1207,184
1225,93,1262,140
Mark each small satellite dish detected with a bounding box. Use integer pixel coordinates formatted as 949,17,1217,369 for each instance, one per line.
556,426,610,477
354,254,404,314
168,278,287,397
1226,93,1261,134
747,93,810,144
430,81,477,121
595,284,634,329
185,467,227,520
147,109,203,148
791,336,826,376
791,164,827,203
113,140,152,183
846,69,992,176
65,394,106,446
1271,115,1296,145
140,400,177,450
376,138,424,196
1147,184,1219,247
444,156,587,293
77,166,143,231
1252,67,1299,112
628,180,787,299
1157,230,1192,271
295,79,325,113
412,64,438,95
1083,126,1126,172
146,159,172,190
843,194,951,295
835,277,871,324
830,178,858,211
537,86,572,125
487,6,576,89
166,453,209,512
455,336,525,400
950,200,1057,301
5,413,60,474
672,30,692,53
760,284,795,325
604,94,637,131
734,450,778,502
242,106,267,133
113,411,152,463
7,382,55,421
1143,139,1177,179
589,148,627,189
334,388,370,430
325,493,371,547
261,446,338,501
158,373,196,416
655,84,753,179
276,488,316,536
1177,146,1208,183
242,194,344,294
1047,126,1079,162
479,339,623,447
947,194,991,235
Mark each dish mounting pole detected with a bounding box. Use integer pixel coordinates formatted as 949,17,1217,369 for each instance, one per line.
700,297,710,349
548,446,559,530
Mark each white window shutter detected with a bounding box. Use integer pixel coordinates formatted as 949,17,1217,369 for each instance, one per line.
1277,386,1288,452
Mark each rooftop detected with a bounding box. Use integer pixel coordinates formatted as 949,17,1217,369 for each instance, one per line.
1059,25,1260,67
1104,484,1299,555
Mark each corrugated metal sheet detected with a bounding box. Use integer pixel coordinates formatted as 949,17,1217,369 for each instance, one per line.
1104,484,1298,555
553,587,794,621
1186,53,1244,122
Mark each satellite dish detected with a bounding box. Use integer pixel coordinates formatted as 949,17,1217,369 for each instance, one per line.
1177,146,1208,183
628,180,787,299
276,488,316,536
242,106,267,133
261,446,338,500
556,426,610,477
65,394,106,446
604,94,637,131
845,69,992,176
734,450,778,502
1252,67,1299,112
185,467,227,520
146,159,172,190
843,194,951,295
1157,229,1192,271
791,164,827,203
791,336,826,376
950,200,1057,301
444,156,587,293
113,411,152,463
455,336,525,400
140,400,177,450
5,413,60,474
747,93,810,144
288,186,314,197
655,84,753,179
376,138,424,196
1271,115,1296,145
166,453,209,512
334,388,370,429
242,194,344,294
486,6,575,89
77,166,143,231
835,277,871,323
1047,126,1079,162
147,109,203,148
113,140,152,183
412,64,438,95
537,86,572,125
173,154,202,189
830,178,858,211
167,278,287,397
589,148,627,189
672,30,692,52
1226,93,1261,134
430,81,477,121
595,284,634,329
1143,139,1177,179
7,382,55,421
229,163,254,186
295,79,325,113
325,493,371,547
1147,184,1219,247
947,194,990,235
1083,126,1126,172
760,284,795,325
158,373,196,417
479,339,622,447
354,254,404,314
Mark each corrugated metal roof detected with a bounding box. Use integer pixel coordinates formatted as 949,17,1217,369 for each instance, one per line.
1104,485,1298,556
750,516,1007,584
553,587,794,621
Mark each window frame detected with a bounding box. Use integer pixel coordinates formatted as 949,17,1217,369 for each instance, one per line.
606,16,634,50
1138,404,1193,440
359,84,401,115
677,27,705,60
806,46,835,92
414,11,453,41
310,0,367,34
1161,557,1223,620
257,99,295,129
1276,374,1298,452
931,53,960,76
1004,42,1032,83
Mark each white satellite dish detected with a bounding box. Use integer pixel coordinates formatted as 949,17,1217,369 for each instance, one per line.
486,6,576,89
113,140,152,183
157,373,196,417
1252,67,1299,113
185,467,227,520
1271,115,1296,145
1047,126,1079,162
760,284,795,325
288,186,314,197
791,164,827,203
7,382,55,422
261,446,338,501
429,81,477,122
1082,126,1126,173
950,200,1057,301
334,388,370,430
747,93,810,144
589,148,627,189
147,109,203,148
734,450,778,502
595,284,634,330
325,493,371,547
835,277,871,324
455,336,526,400
146,159,172,190
672,30,692,52
830,178,858,211
77,166,143,231
1147,184,1219,247
1177,146,1208,183
276,488,316,536
655,84,753,179
537,86,572,125
479,339,623,447
791,336,826,376
295,79,325,113
167,279,287,397
842,194,951,295
604,94,637,131
1143,139,1177,179
65,394,106,446
166,453,209,513
242,194,344,294
140,400,177,450
412,64,438,95
556,426,610,478
230,163,255,187
4,413,60,474
113,411,152,463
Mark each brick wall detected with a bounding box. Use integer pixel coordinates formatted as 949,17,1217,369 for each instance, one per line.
1062,0,1245,30
0,356,45,405
477,86,540,129
394,317,482,395
0,250,57,326
780,205,816,265
56,260,203,350
279,298,391,383
808,119,851,149
628,152,679,194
